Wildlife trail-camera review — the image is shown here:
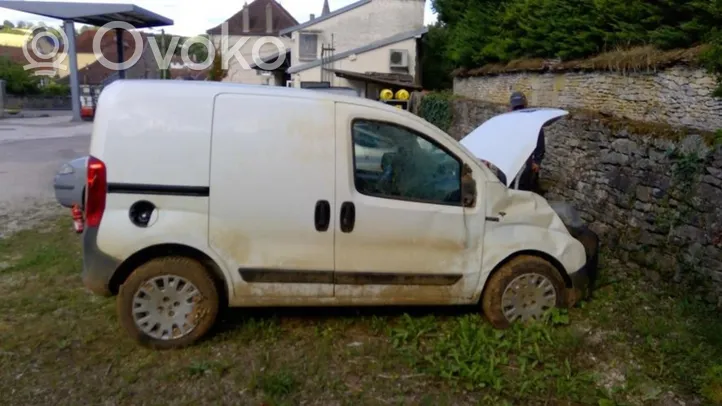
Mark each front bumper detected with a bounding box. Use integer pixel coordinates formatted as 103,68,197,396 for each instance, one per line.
566,226,600,306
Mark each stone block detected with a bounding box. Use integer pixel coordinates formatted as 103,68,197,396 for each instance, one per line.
635,185,654,202
601,151,630,166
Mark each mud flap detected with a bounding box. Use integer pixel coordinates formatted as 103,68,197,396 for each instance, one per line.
572,226,600,299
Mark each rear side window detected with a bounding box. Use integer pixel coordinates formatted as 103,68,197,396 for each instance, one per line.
351,120,462,206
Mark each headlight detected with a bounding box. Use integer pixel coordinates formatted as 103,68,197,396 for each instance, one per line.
57,164,75,175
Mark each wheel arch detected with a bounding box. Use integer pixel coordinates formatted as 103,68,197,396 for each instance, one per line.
478,249,573,303
109,243,229,306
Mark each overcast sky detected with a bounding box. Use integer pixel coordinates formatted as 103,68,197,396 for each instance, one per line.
1,0,438,37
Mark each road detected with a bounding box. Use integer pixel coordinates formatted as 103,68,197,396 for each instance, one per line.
0,115,92,237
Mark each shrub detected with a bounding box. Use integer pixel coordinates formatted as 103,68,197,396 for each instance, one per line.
418,91,454,132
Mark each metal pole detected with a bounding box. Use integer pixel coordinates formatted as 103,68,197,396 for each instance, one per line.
160,29,166,79
116,28,125,79
63,20,81,122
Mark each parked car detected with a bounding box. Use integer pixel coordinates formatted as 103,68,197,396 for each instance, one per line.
58,80,598,349
54,156,88,209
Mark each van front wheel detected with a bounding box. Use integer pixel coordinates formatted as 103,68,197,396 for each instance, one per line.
117,256,220,349
482,255,567,329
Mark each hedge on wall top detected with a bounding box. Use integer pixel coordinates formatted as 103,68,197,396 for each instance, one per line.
418,92,454,132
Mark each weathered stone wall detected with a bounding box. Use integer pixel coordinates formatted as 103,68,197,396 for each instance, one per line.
447,98,722,305
453,67,722,132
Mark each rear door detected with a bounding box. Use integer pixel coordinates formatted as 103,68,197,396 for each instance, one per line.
208,93,336,299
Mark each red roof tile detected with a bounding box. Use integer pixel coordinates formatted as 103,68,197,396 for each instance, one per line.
57,35,154,85
74,29,143,54
206,0,299,36
0,45,30,65
0,44,61,74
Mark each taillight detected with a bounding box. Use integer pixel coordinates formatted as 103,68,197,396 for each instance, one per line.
86,155,107,228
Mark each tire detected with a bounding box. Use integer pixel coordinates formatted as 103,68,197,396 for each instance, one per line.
482,255,567,329
117,256,220,349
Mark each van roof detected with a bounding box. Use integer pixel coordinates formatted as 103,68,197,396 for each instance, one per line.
101,79,417,116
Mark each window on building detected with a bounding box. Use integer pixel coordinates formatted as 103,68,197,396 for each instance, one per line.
299,33,318,61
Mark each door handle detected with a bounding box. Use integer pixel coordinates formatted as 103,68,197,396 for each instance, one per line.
314,200,330,232
340,201,355,233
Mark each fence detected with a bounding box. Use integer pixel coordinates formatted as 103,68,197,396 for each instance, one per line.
5,95,72,110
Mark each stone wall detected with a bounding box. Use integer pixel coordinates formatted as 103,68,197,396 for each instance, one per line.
453,67,722,132
447,98,722,305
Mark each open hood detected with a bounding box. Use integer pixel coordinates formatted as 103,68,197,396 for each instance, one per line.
460,108,568,186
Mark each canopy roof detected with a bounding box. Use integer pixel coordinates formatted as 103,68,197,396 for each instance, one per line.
0,1,173,27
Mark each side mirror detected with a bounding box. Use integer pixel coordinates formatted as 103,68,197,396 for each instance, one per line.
461,163,477,208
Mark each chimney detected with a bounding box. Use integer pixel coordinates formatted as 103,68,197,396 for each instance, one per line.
242,2,250,32
266,3,273,33
322,0,330,16
310,13,315,20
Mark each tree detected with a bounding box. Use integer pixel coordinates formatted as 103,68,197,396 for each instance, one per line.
2,20,14,29
432,0,722,68
421,23,454,90
207,49,227,81
0,57,40,95
187,35,210,64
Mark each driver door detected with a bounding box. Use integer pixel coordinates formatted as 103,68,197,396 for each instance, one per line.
333,102,485,303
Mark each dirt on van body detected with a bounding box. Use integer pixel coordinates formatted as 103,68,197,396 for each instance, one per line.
1,217,720,405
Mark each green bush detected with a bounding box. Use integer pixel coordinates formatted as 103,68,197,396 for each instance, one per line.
701,364,722,404
431,0,722,94
418,91,454,132
40,81,70,96
0,56,40,95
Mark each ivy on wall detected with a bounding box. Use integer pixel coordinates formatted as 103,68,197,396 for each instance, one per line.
418,91,454,132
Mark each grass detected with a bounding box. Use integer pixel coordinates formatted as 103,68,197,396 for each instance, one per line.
1,217,721,405
454,45,707,77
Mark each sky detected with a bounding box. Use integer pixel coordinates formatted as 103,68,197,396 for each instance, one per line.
0,0,438,37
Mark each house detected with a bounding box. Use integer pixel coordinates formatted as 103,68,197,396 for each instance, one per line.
0,27,139,80
56,30,161,86
206,0,299,85
276,0,428,98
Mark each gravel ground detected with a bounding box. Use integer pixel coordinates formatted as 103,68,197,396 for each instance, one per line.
0,116,91,238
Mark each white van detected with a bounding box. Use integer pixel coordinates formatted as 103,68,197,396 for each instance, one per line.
80,80,598,349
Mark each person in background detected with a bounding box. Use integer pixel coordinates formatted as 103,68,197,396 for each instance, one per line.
509,91,545,192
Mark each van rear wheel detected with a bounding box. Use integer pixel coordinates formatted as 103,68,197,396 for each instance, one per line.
117,256,220,349
482,255,567,329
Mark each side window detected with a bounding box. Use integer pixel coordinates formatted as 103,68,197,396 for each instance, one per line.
351,120,462,205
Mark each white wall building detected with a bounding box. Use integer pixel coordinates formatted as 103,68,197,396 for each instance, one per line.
206,0,298,85
278,0,428,97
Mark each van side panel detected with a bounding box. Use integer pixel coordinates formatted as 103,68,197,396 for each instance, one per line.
208,94,336,302
88,81,222,296
90,81,213,186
